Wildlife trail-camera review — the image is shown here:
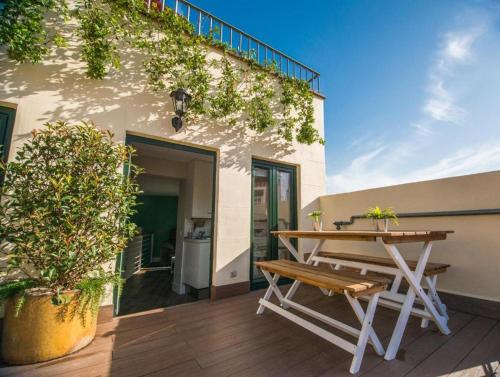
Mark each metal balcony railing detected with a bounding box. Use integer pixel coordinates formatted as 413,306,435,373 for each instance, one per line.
146,0,321,93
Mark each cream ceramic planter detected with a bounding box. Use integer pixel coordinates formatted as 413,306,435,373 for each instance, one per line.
374,219,389,232
2,290,97,365
312,220,323,231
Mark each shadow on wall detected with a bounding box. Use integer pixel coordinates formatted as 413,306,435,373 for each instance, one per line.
0,29,295,174
213,247,250,287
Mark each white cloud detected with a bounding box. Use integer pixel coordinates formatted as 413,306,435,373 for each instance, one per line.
443,32,477,61
424,76,466,123
411,122,433,136
422,28,484,124
328,5,500,194
327,141,500,194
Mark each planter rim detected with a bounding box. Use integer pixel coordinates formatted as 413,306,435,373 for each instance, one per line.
19,288,81,298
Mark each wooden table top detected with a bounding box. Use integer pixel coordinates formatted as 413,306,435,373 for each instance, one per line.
271,230,454,244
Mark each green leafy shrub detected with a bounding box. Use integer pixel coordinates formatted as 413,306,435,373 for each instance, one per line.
365,206,399,225
307,211,323,222
0,121,140,316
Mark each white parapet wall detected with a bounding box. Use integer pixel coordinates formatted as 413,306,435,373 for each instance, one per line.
319,170,500,302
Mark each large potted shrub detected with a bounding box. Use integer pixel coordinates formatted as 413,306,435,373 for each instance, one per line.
0,121,139,364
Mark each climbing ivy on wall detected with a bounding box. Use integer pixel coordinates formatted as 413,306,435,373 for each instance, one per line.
0,0,324,145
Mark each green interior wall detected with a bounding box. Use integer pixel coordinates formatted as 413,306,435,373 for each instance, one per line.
132,195,178,265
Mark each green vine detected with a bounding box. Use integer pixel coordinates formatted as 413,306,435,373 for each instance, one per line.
0,0,68,63
76,0,120,79
0,0,324,145
245,71,277,132
209,56,244,125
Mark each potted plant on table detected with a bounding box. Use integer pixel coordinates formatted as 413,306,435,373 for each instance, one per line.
365,206,399,232
0,121,140,364
308,211,323,231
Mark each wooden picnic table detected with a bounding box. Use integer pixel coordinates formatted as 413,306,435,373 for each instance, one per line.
271,230,453,243
269,229,454,361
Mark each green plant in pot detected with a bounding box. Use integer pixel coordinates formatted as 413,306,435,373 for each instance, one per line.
308,211,323,231
0,121,140,364
365,206,399,232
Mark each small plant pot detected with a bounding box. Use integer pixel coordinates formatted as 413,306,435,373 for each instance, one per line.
1,289,97,365
375,219,389,232
312,220,323,231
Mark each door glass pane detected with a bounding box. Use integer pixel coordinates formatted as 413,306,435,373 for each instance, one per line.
0,114,7,157
252,167,269,280
277,171,292,260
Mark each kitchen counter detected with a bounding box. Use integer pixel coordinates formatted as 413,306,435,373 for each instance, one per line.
184,238,211,243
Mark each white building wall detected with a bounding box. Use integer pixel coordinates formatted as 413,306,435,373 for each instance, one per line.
0,30,326,297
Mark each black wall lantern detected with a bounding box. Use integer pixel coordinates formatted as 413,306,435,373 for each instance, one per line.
170,88,192,132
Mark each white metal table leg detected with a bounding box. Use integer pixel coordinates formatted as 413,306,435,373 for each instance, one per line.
426,275,449,319
383,241,450,360
349,292,381,374
256,272,281,314
278,235,301,261
284,238,325,301
345,292,385,356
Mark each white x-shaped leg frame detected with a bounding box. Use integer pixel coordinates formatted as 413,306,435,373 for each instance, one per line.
264,235,452,363
256,268,385,374
382,241,450,360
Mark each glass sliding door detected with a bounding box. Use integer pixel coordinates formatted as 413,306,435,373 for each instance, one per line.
252,167,270,282
251,160,297,289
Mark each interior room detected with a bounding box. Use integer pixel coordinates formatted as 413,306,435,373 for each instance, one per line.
116,137,215,316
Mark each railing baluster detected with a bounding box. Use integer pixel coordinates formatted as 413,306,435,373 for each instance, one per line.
158,0,320,91
197,11,202,35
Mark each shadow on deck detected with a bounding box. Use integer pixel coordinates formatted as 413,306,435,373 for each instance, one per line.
1,285,499,377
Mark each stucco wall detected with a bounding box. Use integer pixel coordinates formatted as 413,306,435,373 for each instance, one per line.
0,26,326,298
319,171,500,302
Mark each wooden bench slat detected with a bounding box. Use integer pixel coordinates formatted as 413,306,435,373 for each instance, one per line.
317,252,450,276
277,259,391,285
255,260,389,297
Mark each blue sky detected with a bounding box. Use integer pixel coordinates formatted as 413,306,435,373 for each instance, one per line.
193,0,500,193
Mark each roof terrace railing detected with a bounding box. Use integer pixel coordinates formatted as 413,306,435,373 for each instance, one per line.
146,0,321,93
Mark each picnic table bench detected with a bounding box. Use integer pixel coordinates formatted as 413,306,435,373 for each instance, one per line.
256,259,388,374
255,229,454,374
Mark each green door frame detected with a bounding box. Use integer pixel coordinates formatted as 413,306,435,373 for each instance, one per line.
0,106,16,183
250,159,298,290
113,134,217,315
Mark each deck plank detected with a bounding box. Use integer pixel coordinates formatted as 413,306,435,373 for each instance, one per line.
446,321,500,377
0,285,497,377
404,316,497,377
359,311,475,377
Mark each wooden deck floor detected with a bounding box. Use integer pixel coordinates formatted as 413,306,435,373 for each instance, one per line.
1,285,499,377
